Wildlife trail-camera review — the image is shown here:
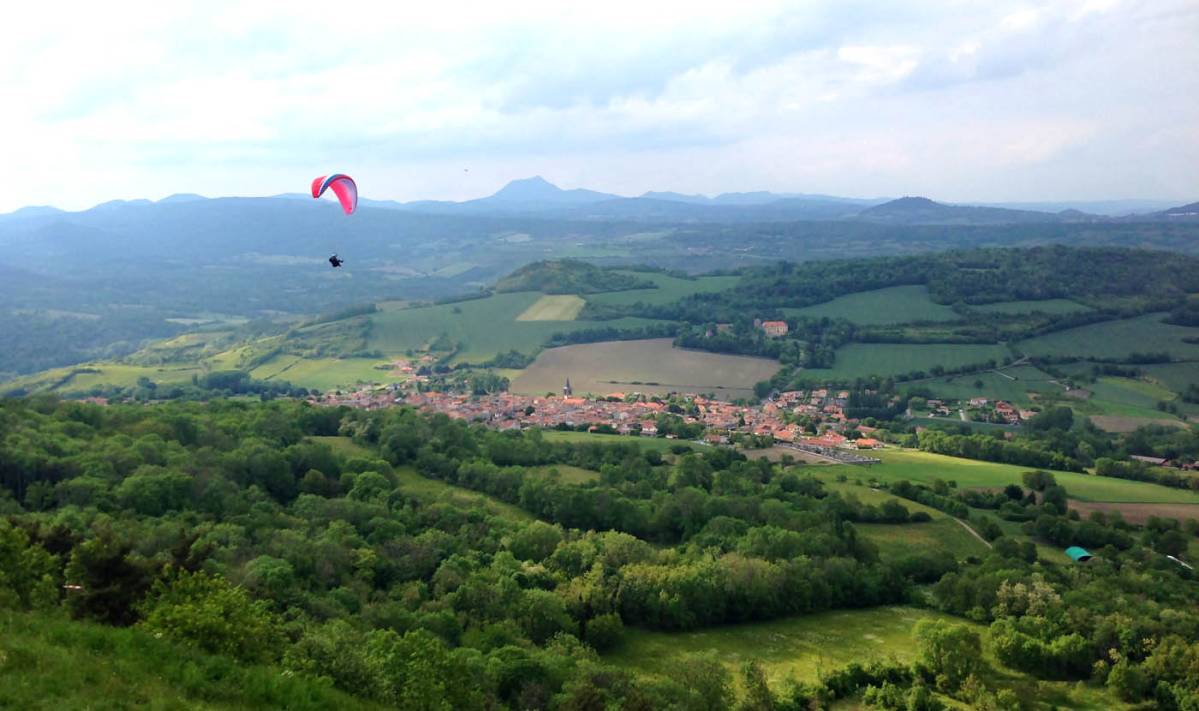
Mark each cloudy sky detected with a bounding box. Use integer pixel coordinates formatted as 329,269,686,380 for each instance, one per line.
2,0,1197,211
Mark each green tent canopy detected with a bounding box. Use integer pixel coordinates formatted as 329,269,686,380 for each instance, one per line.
1065,546,1093,562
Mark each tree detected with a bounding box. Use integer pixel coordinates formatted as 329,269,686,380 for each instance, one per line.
0,521,58,610
914,619,982,690
669,653,733,711
584,613,624,652
510,521,564,562
139,569,282,662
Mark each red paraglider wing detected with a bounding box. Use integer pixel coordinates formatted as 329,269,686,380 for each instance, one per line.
311,174,358,215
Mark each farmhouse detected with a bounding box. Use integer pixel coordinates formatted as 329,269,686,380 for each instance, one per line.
759,320,789,337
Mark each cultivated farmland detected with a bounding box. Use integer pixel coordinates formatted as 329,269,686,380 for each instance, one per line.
515,295,585,321
510,338,780,399
785,285,960,325
366,292,664,363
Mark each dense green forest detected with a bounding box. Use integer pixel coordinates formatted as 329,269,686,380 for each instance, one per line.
3,397,1199,708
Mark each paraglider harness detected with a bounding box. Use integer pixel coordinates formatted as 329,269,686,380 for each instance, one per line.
329,254,344,268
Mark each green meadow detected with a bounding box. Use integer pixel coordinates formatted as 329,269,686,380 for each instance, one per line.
817,448,1199,504
605,606,958,686
1018,312,1199,360
785,285,960,325
251,355,395,390
971,299,1091,315
914,364,1062,404
803,343,1011,381
584,272,740,307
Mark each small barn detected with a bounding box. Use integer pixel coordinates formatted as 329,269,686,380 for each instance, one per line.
1065,546,1093,562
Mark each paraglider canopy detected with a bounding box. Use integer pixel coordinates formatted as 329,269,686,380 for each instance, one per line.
311,174,358,215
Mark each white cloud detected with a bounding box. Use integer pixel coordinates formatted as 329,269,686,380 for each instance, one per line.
0,0,1196,210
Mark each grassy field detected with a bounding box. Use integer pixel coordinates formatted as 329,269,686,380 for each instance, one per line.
367,292,663,363
784,285,960,325
515,295,586,321
7,362,205,394
803,343,1011,381
511,338,781,399
585,272,740,307
971,299,1091,315
1088,415,1188,433
1018,313,1199,361
816,448,1199,504
1141,361,1199,392
392,467,534,521
856,518,990,559
606,606,1122,708
530,464,601,484
606,606,960,686
1089,376,1179,408
251,355,396,391
912,364,1062,405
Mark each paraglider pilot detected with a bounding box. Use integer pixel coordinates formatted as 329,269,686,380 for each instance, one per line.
329,254,344,268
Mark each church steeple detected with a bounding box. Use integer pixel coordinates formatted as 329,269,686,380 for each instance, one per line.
563,378,572,396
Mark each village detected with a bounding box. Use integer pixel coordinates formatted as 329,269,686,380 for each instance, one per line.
316,378,899,455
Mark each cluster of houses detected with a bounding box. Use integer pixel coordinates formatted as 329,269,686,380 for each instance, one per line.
318,382,888,451
923,397,1037,425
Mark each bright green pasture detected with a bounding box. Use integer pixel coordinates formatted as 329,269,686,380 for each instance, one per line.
820,480,989,559
10,362,204,394
971,299,1091,315
1018,313,1199,361
785,285,960,325
606,606,963,686
803,343,1011,381
531,465,601,484
367,292,664,363
585,272,740,307
818,449,1199,504
913,365,1061,404
856,518,990,560
1090,376,1178,407
251,355,395,390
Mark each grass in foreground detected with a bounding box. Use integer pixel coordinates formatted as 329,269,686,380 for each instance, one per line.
0,610,375,711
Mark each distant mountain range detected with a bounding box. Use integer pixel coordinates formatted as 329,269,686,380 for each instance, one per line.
2,177,1193,226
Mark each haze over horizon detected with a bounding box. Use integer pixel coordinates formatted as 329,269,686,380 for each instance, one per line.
3,0,1197,212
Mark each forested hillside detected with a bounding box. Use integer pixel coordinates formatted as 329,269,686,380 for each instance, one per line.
3,397,1199,707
